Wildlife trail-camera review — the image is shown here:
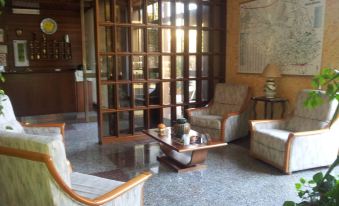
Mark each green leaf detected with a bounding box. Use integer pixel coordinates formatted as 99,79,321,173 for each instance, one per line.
300,178,306,184
313,172,324,184
296,183,302,190
298,190,305,198
5,126,13,130
308,180,316,184
0,0,5,8
283,201,296,206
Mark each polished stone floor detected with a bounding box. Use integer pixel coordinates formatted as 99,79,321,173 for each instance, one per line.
64,122,338,206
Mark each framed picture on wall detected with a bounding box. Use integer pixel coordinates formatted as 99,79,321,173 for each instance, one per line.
13,40,29,67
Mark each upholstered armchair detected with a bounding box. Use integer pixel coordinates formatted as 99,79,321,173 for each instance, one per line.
250,90,339,174
0,95,152,205
187,83,252,142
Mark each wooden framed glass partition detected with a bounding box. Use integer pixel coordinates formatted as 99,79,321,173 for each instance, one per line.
95,0,226,144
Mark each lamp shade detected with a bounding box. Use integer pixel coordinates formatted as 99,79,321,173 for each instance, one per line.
262,64,282,78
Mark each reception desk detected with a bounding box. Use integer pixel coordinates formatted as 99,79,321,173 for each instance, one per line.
0,69,91,116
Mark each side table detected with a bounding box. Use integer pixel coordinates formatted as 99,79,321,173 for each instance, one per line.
251,96,288,119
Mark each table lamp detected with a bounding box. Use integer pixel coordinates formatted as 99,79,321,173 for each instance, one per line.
262,64,281,98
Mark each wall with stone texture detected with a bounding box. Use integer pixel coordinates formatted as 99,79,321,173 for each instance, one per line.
226,0,339,118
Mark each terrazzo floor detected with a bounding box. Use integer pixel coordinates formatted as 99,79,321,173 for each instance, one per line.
64,122,339,206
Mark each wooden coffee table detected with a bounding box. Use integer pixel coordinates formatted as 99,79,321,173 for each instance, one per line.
143,127,227,173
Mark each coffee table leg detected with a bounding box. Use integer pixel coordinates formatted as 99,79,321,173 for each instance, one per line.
158,144,208,173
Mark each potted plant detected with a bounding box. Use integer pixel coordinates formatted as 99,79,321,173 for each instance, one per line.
284,68,339,206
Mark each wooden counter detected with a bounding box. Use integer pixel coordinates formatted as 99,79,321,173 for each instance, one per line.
1,70,77,116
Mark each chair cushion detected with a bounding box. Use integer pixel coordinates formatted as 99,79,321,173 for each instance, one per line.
253,129,290,152
0,131,71,186
71,172,124,199
285,116,328,132
190,115,222,130
24,127,62,136
209,83,248,115
0,119,24,133
0,95,24,133
293,90,338,122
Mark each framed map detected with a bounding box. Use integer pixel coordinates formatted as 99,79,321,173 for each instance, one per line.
239,0,325,75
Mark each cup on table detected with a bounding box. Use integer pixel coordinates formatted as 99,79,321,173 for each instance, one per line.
182,134,190,146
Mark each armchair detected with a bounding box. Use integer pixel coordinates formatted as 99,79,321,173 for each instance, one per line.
250,90,338,174
187,83,252,142
0,95,152,205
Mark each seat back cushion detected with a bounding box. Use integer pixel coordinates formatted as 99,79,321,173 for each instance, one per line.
0,131,71,186
0,95,24,133
286,90,338,132
210,83,248,115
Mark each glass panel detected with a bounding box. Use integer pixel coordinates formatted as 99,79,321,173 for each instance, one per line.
162,29,171,53
147,0,159,24
99,55,114,80
189,80,196,102
150,109,161,128
149,83,160,105
161,1,171,25
163,107,171,125
115,0,129,23
101,84,115,108
176,81,183,103
98,27,112,52
176,56,184,78
132,0,144,24
176,29,184,53
117,56,130,80
176,106,184,119
162,56,171,79
189,30,197,53
213,31,221,53
132,56,144,79
162,82,171,105
118,84,131,108
132,28,144,52
134,83,146,106
175,2,184,26
189,3,197,27
116,27,130,52
189,55,196,78
99,0,112,22
148,56,160,79
202,5,210,27
202,55,209,77
119,112,130,135
103,113,117,136
213,55,220,77
134,110,145,132
202,31,209,52
147,28,159,52
202,80,209,101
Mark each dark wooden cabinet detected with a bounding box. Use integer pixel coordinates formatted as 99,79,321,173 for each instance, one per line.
1,70,77,116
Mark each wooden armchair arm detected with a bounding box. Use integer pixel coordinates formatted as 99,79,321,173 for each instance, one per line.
22,122,65,138
250,119,285,131
290,128,330,138
186,106,210,117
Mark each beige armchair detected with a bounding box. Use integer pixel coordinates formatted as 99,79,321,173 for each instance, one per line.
0,95,152,205
250,90,338,174
187,83,252,142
